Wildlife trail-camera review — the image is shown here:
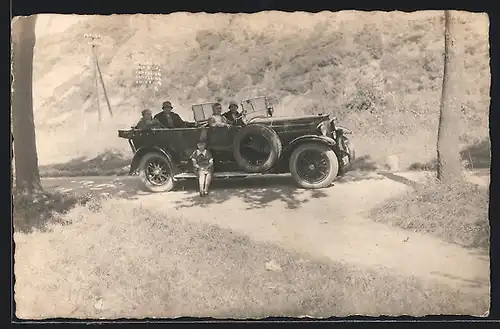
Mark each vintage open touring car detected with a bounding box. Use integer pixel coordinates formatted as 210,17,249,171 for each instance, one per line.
118,96,356,192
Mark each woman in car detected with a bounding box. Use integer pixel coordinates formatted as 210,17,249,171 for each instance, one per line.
208,103,232,128
135,109,163,129
222,100,245,126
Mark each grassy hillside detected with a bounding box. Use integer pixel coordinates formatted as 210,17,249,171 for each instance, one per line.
31,11,490,171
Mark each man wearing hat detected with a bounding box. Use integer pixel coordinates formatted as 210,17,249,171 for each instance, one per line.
190,138,214,196
222,100,245,126
154,101,186,128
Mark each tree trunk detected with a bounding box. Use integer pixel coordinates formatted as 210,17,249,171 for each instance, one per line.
11,15,43,194
437,10,463,182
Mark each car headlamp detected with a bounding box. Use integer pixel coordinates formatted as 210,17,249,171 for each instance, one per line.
331,117,338,130
317,121,329,136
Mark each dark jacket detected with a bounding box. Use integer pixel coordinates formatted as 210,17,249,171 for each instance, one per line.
190,149,214,172
135,117,163,129
154,111,186,128
222,111,245,126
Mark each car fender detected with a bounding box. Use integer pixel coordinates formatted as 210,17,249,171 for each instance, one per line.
283,135,336,154
336,126,353,135
129,146,175,175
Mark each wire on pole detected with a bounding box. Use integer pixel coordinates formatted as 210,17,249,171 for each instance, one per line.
96,56,114,118
84,33,114,121
84,33,103,124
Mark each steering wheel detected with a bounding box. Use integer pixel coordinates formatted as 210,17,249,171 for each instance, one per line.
198,121,210,128
235,110,247,122
246,116,267,124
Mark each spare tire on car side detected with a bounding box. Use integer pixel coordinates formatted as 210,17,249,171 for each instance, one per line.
232,124,282,173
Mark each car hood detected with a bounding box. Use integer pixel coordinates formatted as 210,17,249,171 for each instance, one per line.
249,114,330,126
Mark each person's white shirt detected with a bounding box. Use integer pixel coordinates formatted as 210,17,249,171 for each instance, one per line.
192,149,214,166
208,114,230,127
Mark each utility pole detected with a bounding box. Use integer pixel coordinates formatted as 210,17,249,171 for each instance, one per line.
84,33,102,124
84,33,113,127
135,62,162,108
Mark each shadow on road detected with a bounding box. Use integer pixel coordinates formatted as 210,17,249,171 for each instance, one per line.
172,176,322,210
42,170,385,212
38,152,383,211
349,155,379,171
377,172,421,189
336,171,384,184
171,171,384,210
43,177,147,201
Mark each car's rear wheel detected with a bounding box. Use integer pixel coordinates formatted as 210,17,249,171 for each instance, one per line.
289,143,339,189
138,152,175,193
233,124,282,173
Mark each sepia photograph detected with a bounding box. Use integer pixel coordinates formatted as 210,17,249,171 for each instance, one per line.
12,10,491,319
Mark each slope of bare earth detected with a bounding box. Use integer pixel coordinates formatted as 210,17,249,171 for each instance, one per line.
29,11,490,170
14,170,490,318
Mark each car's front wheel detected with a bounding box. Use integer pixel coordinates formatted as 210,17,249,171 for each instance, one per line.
138,152,175,193
289,143,339,189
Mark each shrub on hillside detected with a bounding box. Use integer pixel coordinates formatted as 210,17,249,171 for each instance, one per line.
370,180,490,250
354,23,384,60
409,138,491,171
39,149,131,177
196,30,234,51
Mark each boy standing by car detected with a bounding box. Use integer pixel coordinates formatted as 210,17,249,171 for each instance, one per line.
190,139,214,196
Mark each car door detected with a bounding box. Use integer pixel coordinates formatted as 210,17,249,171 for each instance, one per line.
159,128,205,169
206,126,240,171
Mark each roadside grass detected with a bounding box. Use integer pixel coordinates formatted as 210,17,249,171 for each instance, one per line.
369,178,490,251
12,190,101,234
14,198,488,319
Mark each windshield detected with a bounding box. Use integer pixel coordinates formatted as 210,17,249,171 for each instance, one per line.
192,103,217,122
241,96,268,114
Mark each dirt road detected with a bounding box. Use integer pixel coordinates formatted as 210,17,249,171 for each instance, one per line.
42,170,491,296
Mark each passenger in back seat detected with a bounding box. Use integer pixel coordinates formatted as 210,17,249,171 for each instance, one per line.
208,103,231,128
135,109,163,129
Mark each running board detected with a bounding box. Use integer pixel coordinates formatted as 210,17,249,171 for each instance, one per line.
174,172,274,180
